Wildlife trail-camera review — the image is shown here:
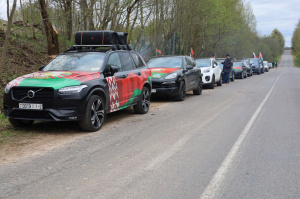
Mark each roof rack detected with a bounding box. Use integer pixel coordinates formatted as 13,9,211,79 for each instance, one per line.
71,30,132,51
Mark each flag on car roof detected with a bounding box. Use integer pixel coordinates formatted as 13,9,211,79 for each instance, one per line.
259,52,263,61
253,52,257,58
190,48,194,57
156,49,162,55
214,53,216,59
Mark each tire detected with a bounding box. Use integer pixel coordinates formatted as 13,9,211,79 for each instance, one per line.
9,119,34,127
230,72,235,81
217,75,222,86
208,75,215,89
134,86,150,114
176,81,186,101
193,78,202,95
79,95,106,132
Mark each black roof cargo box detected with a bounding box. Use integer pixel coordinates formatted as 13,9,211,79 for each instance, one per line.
75,31,118,46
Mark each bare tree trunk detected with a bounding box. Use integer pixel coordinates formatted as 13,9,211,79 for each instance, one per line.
29,0,36,39
6,0,9,20
19,0,27,37
81,0,88,30
125,0,139,34
88,0,95,30
65,0,73,40
0,0,17,84
39,0,60,55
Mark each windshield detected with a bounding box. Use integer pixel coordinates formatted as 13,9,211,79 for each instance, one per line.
147,57,183,68
233,62,242,67
195,59,211,67
263,61,268,65
249,58,259,64
43,52,105,71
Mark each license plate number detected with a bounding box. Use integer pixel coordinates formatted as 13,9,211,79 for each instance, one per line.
151,89,156,93
19,103,43,110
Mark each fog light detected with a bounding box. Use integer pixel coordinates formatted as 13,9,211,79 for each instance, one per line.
205,76,210,81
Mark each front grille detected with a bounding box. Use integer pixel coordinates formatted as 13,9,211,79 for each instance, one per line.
12,87,54,102
152,82,177,88
12,110,53,120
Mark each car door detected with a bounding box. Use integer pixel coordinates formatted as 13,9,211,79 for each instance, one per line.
212,59,221,82
105,52,125,112
184,57,198,90
117,51,137,108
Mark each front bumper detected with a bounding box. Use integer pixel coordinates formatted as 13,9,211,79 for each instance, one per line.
3,87,88,121
233,70,243,78
202,73,213,84
252,67,261,73
151,79,181,96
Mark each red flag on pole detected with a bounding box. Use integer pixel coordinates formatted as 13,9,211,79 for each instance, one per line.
191,48,194,57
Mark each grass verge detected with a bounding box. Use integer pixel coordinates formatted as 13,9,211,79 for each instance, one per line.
292,50,300,68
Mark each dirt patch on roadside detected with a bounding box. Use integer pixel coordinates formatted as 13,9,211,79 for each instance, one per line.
0,132,83,164
0,101,167,164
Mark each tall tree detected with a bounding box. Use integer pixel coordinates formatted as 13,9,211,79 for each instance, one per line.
39,0,59,55
0,0,17,84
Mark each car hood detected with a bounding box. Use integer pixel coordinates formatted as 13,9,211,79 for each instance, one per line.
149,68,180,79
199,67,211,72
7,71,101,90
233,67,242,70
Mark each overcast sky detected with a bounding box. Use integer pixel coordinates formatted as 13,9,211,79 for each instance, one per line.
248,0,300,47
0,0,299,47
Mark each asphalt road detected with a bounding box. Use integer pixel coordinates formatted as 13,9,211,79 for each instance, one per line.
1,50,299,199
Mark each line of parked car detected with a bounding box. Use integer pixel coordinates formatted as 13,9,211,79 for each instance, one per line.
2,31,274,132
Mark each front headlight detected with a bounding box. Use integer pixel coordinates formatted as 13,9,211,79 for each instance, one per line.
58,85,87,94
165,73,178,79
203,68,210,73
4,84,10,94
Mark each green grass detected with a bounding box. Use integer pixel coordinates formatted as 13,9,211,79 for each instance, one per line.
292,51,300,68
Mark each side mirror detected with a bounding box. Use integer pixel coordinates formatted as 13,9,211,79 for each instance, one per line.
110,65,119,75
186,65,193,70
183,65,193,73
106,65,119,76
39,65,45,71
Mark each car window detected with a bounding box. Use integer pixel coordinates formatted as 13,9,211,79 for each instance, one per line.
131,53,144,68
195,59,211,67
118,52,135,71
249,58,259,64
233,62,242,67
147,57,183,68
43,52,105,72
107,53,122,72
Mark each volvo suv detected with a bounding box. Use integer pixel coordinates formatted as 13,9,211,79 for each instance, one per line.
3,31,152,132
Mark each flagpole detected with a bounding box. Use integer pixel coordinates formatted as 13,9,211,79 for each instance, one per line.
156,48,157,56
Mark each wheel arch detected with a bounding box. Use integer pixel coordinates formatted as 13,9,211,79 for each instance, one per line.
85,87,108,111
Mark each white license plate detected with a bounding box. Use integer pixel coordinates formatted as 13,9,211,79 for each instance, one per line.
151,89,156,93
19,103,43,110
